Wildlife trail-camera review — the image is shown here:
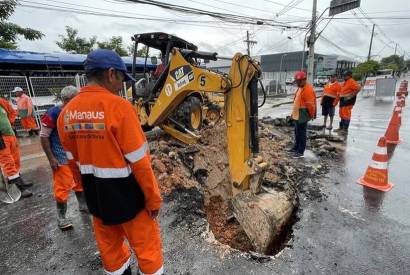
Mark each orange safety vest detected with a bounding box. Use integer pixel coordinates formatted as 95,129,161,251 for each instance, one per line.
57,85,162,225
321,81,341,107
292,83,317,121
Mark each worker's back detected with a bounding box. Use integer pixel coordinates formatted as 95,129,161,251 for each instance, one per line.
58,85,146,225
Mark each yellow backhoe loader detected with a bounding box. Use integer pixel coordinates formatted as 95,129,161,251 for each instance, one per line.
130,32,293,254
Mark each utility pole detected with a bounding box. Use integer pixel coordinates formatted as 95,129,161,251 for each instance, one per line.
244,30,257,56
307,0,317,84
394,43,398,55
367,24,375,61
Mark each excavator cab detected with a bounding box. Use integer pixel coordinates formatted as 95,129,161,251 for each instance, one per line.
130,32,221,132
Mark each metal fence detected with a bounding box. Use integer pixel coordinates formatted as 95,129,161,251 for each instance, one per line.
0,75,132,135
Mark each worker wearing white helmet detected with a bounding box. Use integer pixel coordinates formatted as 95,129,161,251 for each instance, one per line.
12,87,39,136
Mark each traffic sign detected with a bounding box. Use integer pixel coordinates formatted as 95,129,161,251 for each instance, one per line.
329,0,361,16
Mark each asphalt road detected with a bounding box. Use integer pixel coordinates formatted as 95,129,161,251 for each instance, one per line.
1,80,409,274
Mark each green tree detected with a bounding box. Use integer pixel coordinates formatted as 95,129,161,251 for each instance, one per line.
0,0,43,49
97,36,128,56
353,60,380,80
380,54,405,73
405,59,410,72
126,45,150,57
56,26,96,54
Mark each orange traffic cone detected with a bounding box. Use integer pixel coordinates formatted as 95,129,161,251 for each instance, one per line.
385,106,401,144
397,95,405,107
357,137,393,192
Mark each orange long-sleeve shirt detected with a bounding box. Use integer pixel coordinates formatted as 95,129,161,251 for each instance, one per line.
292,83,317,121
340,78,361,97
57,85,162,225
321,81,341,106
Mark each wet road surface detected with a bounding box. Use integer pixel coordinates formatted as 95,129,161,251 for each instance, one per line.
1,81,410,274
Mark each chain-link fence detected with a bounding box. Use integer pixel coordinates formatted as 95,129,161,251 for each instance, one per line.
0,75,134,136
29,76,77,115
0,76,33,133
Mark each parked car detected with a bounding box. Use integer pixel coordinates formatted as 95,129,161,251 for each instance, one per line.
313,76,328,87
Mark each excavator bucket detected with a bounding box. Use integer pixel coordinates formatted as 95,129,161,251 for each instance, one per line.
225,54,296,254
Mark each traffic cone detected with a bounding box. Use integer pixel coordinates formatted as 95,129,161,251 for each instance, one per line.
397,95,405,107
357,137,393,192
385,106,401,144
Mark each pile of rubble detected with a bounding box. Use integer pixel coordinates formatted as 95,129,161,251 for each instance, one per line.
148,116,343,255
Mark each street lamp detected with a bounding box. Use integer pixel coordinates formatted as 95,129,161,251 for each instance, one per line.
276,53,287,94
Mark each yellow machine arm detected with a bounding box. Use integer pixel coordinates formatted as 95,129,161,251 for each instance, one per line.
141,48,267,194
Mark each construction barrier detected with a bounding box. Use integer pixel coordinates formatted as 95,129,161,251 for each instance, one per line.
362,77,376,97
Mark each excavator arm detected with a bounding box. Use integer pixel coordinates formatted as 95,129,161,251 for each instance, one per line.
132,36,293,254
145,48,267,195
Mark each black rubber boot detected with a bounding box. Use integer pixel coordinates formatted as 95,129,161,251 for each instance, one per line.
9,177,33,198
75,192,88,213
17,176,33,188
56,202,73,230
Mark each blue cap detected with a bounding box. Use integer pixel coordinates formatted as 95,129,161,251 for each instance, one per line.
84,49,135,82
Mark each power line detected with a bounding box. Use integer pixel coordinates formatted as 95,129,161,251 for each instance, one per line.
18,0,298,30
117,0,308,29
260,0,311,12
17,1,256,30
275,0,305,18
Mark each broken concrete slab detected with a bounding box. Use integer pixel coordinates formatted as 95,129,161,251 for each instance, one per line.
232,188,296,254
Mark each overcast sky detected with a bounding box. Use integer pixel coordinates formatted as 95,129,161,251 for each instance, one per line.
9,0,410,61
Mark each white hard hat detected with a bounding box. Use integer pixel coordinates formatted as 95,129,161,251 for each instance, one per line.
12,87,23,93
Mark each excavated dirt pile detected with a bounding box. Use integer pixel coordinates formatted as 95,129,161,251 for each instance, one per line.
148,117,342,255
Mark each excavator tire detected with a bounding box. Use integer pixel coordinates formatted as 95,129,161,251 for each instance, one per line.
178,96,203,131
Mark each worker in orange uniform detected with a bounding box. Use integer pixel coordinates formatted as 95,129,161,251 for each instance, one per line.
57,49,163,275
40,86,88,230
13,87,39,136
290,71,317,158
0,103,33,198
334,71,361,133
320,74,341,130
0,96,18,135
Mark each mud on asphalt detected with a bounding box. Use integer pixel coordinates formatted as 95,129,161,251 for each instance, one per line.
150,116,345,259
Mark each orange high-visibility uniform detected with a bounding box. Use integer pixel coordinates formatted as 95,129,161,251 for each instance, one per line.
291,83,317,121
57,85,163,275
339,78,361,120
41,105,83,203
0,98,17,125
52,164,82,203
16,94,37,130
0,135,21,180
321,81,341,107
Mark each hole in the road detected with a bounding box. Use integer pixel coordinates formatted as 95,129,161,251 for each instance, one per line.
204,194,299,256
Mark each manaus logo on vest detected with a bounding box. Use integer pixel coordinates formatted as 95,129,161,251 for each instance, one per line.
65,110,105,123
